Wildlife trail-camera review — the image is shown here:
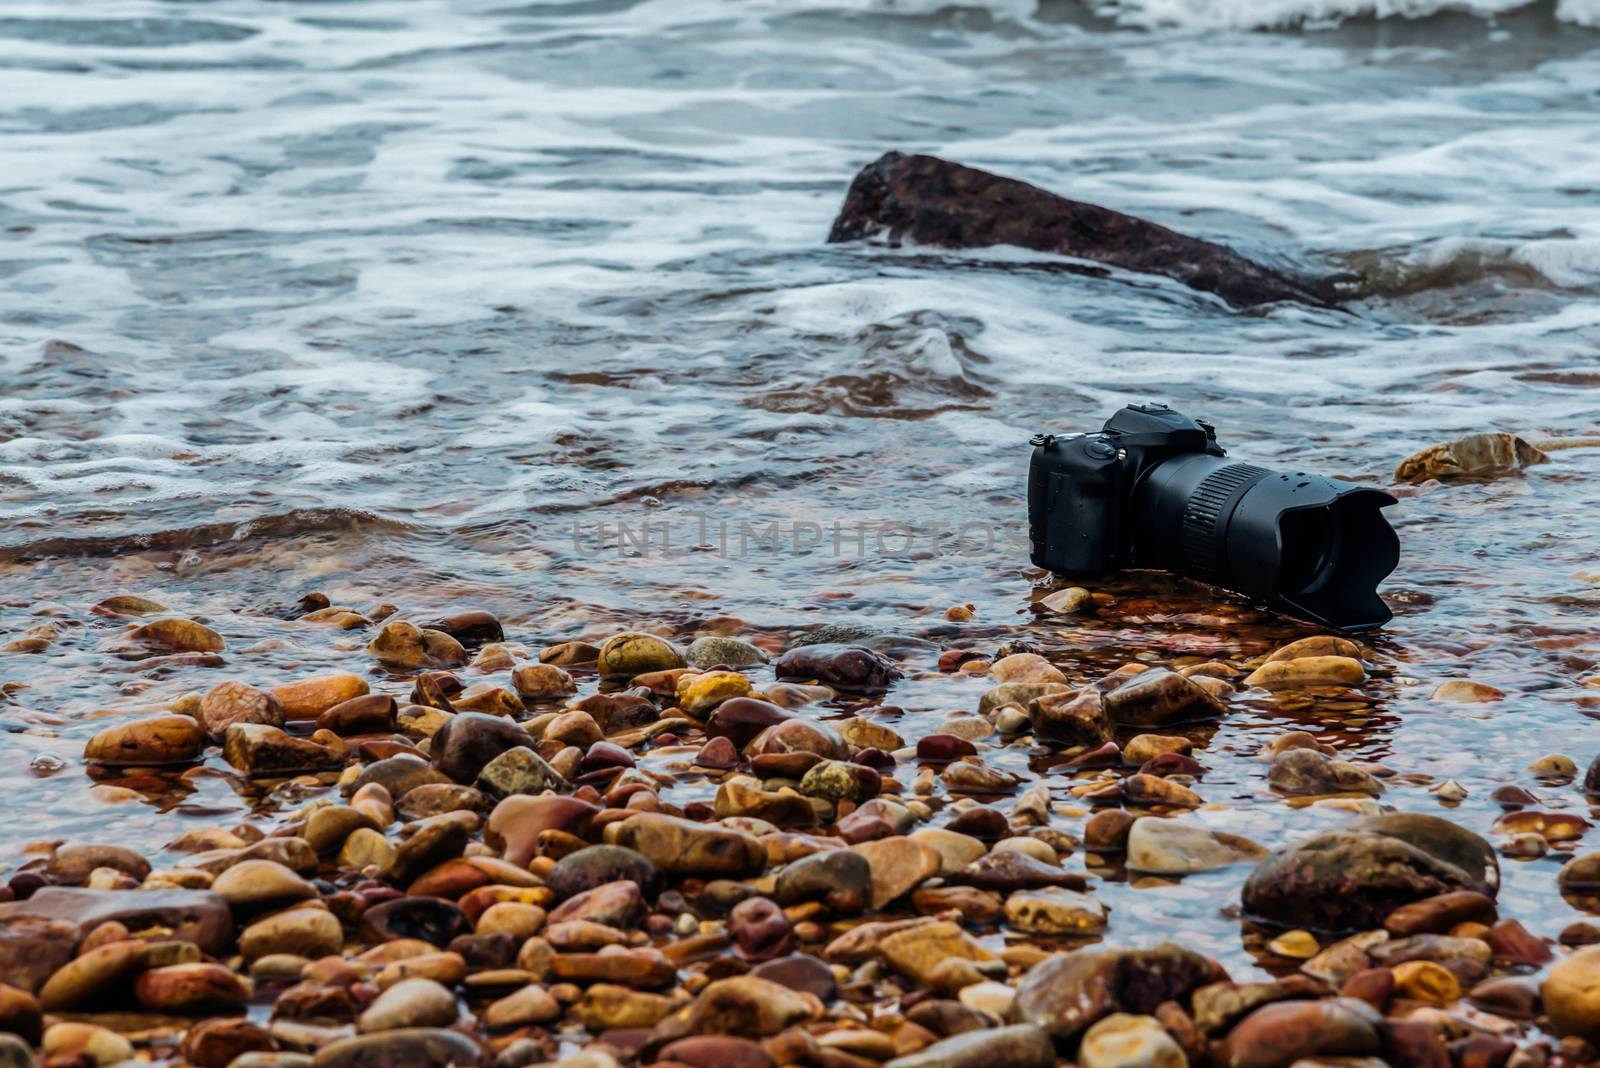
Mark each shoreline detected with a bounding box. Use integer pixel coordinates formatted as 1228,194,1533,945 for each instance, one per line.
0,591,1594,1068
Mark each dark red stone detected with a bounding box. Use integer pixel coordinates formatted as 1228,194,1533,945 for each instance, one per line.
944,806,1007,842
581,741,634,773
694,737,738,770
1139,752,1205,778
828,151,1334,310
917,734,977,762
728,897,794,962
705,698,793,749
1485,918,1552,965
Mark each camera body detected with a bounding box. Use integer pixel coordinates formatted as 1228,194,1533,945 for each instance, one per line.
1028,402,1221,576
1028,402,1399,632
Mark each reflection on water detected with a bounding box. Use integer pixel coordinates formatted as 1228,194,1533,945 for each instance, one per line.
2,0,1600,975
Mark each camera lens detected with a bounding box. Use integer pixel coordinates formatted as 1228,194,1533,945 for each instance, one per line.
1130,458,1398,632
1275,508,1336,593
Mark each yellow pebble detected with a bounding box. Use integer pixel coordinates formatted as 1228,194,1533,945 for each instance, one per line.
1268,930,1320,959
1392,960,1461,1004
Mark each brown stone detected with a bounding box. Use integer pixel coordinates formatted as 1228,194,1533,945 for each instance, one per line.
317,694,398,735
132,617,225,653
38,941,150,1011
274,675,370,719
47,845,150,885
198,682,286,739
1242,814,1498,932
852,838,942,909
0,888,229,992
608,813,766,879
486,794,599,868
772,644,899,693
83,714,205,766
179,1017,277,1068
224,723,344,776
135,963,252,1012
1384,891,1498,937
828,152,1332,309
1213,997,1383,1068
1009,943,1226,1044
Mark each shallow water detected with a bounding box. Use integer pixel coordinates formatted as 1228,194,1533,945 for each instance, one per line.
3,0,1600,979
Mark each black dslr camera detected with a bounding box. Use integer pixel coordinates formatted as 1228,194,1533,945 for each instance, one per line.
1027,403,1399,632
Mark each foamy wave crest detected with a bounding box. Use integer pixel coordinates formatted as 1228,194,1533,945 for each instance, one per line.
1338,237,1600,299
1086,0,1600,30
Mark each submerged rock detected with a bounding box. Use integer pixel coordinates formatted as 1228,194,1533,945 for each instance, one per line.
1267,748,1383,797
1126,818,1265,874
367,621,468,669
1009,943,1225,1044
1395,432,1549,483
686,636,770,669
828,151,1334,309
773,644,900,692
1103,669,1226,728
1242,814,1497,932
596,632,686,679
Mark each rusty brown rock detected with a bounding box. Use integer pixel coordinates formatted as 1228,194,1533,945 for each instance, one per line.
198,681,286,739
547,880,645,928
659,1036,774,1068
317,694,398,735
1029,688,1116,747
0,984,41,1044
47,844,150,885
949,850,1086,893
1267,748,1383,797
135,962,252,1012
274,674,370,719
178,1018,277,1068
1383,891,1497,936
745,718,849,762
368,621,468,669
224,723,344,776
1213,997,1382,1068
705,698,794,748
649,974,821,1045
487,794,600,868
83,714,205,766
425,610,503,647
774,849,871,914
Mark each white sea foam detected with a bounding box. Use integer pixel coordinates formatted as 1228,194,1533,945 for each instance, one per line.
1086,0,1600,30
